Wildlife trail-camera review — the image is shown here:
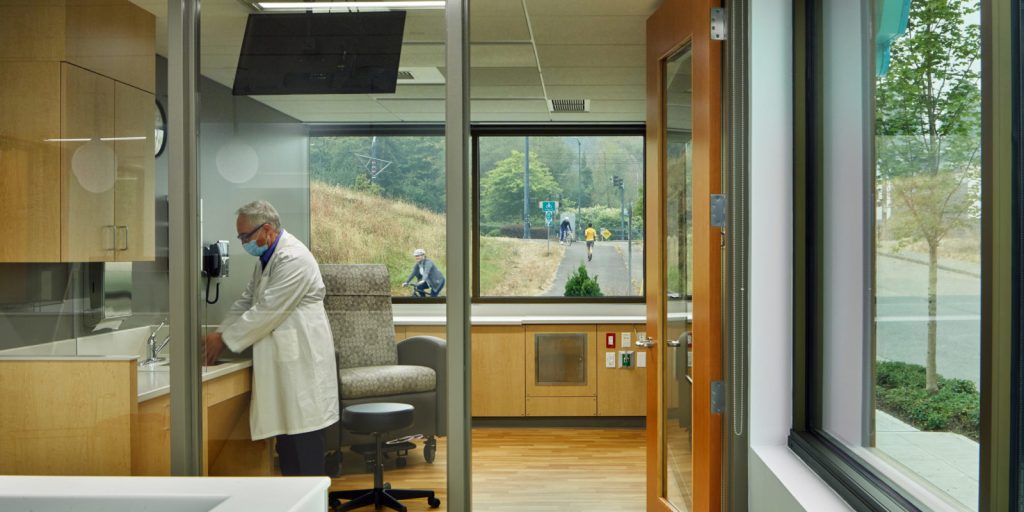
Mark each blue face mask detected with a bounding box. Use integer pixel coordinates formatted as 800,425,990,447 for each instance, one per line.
243,240,268,257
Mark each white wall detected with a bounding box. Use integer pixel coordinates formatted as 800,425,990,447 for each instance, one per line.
747,0,851,509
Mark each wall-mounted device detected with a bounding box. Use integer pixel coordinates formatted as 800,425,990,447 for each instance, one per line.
202,240,230,304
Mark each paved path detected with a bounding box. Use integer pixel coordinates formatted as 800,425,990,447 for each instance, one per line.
875,410,978,510
543,241,634,296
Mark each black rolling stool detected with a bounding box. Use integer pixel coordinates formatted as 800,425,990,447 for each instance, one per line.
329,403,440,512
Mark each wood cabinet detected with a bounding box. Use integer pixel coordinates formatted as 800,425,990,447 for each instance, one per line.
471,326,526,417
0,1,155,262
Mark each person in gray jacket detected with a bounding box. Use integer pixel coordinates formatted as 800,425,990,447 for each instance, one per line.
402,248,445,297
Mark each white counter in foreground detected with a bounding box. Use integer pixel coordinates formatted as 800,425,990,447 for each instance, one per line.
0,476,328,512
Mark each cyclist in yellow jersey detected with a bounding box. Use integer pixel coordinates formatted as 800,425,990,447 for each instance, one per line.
584,223,597,262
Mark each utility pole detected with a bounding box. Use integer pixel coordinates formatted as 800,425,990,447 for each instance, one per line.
575,138,582,238
612,175,625,239
523,136,530,239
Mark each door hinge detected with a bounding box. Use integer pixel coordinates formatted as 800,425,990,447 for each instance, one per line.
710,8,727,40
711,194,727,227
711,380,725,414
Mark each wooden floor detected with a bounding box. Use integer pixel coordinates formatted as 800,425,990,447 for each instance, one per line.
328,427,647,511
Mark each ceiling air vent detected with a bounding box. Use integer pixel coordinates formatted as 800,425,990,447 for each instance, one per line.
548,99,590,113
396,70,415,80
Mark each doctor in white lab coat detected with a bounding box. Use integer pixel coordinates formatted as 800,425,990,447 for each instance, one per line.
204,200,339,476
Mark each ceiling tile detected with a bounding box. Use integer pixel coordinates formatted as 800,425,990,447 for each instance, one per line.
376,99,445,113
523,0,660,16
543,67,645,86
548,112,644,122
535,45,645,68
471,44,537,67
587,100,647,114
528,16,646,45
471,112,553,122
545,85,645,101
472,99,549,113
471,67,542,86
471,15,531,42
303,112,402,123
470,85,545,99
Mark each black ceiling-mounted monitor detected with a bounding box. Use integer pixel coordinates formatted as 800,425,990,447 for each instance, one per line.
232,11,406,96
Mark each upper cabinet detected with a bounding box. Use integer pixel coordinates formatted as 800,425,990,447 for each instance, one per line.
0,0,156,262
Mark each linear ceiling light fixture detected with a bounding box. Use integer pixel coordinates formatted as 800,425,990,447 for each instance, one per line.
257,1,444,10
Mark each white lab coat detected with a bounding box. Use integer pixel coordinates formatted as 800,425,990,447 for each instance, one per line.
218,230,339,440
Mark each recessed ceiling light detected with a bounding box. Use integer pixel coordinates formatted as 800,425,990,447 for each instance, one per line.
257,1,445,10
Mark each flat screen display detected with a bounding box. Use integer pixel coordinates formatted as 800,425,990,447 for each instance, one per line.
232,11,406,96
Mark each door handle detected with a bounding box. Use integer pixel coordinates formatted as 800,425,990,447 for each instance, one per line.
667,339,682,348
635,337,655,348
103,225,116,251
117,226,129,251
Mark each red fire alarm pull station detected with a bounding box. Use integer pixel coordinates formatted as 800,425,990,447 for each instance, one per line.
606,332,616,348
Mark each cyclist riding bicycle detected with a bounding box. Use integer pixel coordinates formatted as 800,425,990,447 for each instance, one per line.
559,218,572,245
584,222,597,262
402,248,446,297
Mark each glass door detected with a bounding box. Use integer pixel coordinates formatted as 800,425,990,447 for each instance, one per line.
663,46,693,511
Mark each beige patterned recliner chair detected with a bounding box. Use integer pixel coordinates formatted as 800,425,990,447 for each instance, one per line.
320,264,446,473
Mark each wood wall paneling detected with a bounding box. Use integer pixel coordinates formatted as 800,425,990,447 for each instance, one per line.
597,324,647,416
64,0,156,93
525,397,597,417
0,61,62,262
0,360,135,475
471,325,526,417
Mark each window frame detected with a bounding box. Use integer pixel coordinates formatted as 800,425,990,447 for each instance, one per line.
470,124,647,303
788,0,1013,510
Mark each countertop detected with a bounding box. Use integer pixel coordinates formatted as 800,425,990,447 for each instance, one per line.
0,475,328,512
137,359,253,402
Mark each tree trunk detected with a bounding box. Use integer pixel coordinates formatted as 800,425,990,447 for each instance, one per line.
926,241,939,393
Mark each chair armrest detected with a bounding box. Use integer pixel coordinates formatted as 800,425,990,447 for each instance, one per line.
397,335,447,436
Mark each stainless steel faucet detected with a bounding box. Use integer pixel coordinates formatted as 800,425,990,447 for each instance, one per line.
140,321,169,367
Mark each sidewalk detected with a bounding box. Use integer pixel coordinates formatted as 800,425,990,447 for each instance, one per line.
874,410,978,510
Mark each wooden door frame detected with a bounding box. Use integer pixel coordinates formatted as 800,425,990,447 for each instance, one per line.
645,0,723,510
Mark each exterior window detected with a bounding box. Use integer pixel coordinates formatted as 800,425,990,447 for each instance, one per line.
474,132,645,300
792,0,983,509
309,134,446,298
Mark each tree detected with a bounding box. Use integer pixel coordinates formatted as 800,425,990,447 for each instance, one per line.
876,0,980,393
564,263,603,297
479,151,562,226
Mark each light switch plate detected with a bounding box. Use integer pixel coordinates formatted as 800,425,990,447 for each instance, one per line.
621,332,632,348
637,352,647,368
605,352,616,368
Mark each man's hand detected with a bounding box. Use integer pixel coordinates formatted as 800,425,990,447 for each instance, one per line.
204,332,225,366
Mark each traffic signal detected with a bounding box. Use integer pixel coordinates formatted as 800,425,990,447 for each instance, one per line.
612,175,623,188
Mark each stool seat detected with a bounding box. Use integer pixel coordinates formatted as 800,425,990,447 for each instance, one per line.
331,402,440,511
342,403,415,434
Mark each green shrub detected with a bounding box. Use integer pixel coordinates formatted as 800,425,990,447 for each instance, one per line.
875,361,980,441
564,263,603,297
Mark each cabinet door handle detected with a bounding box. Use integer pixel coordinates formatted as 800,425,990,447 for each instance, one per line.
103,225,117,251
117,226,129,251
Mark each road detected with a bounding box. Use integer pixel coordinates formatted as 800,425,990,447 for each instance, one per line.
876,253,981,387
543,240,638,296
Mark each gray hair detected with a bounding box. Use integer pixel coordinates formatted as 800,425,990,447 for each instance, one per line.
236,200,281,230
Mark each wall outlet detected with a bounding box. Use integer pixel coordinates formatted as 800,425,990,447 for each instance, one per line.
637,351,647,368
605,352,617,368
621,332,632,348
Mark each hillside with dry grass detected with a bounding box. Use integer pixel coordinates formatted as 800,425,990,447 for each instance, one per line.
311,180,562,296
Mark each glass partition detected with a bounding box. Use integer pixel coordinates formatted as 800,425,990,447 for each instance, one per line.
198,0,450,504
0,0,171,476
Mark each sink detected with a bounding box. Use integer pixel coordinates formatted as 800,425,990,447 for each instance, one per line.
138,359,241,372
